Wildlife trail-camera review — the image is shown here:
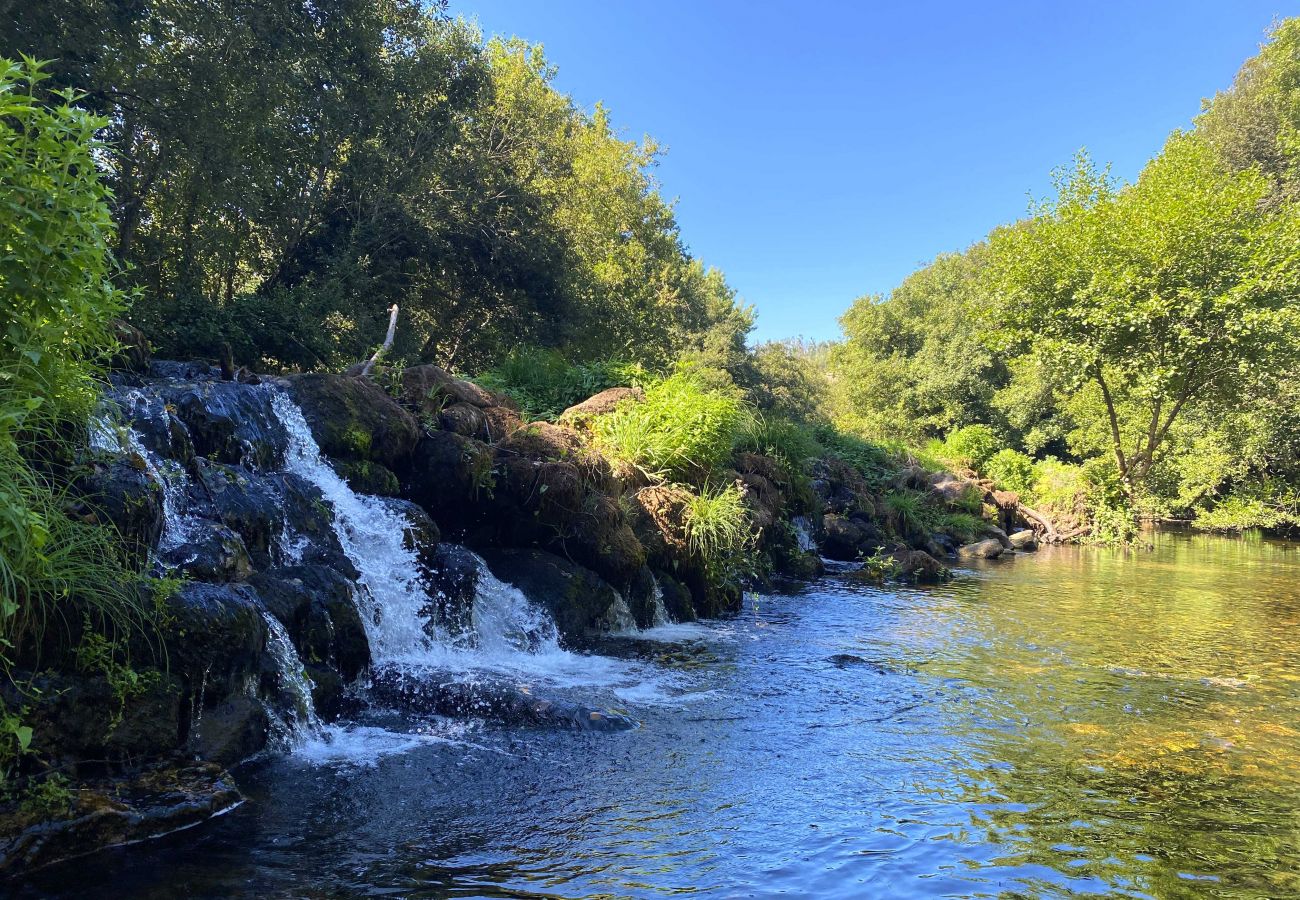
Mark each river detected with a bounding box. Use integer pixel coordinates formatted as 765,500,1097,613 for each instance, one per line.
17,530,1300,898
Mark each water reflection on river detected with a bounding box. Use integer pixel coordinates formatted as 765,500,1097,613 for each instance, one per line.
18,530,1300,898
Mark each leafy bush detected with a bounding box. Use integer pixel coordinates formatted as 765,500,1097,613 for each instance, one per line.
939,425,1001,470
984,448,1036,494
476,347,646,420
592,372,743,481
0,58,158,780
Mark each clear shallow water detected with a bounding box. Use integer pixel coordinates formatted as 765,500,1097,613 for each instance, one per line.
19,531,1300,898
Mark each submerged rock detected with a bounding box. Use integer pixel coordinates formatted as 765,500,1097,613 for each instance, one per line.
956,538,1004,560
0,763,241,876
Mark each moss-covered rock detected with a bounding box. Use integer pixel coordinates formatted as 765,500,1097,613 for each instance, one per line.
68,456,163,565
477,548,628,647
287,373,419,470
401,430,495,533
334,459,401,497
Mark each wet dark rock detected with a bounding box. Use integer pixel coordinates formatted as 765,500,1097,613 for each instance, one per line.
426,544,481,636
477,548,627,646
8,670,182,773
304,664,345,719
811,456,875,515
164,381,287,470
826,653,891,672
102,387,194,464
369,670,637,731
652,570,696,623
189,695,269,765
286,373,419,470
147,360,219,381
821,514,879,561
249,566,368,680
164,523,254,583
0,763,241,877
189,460,283,567
982,525,1015,550
68,457,163,565
162,583,266,708
625,566,661,629
402,430,494,531
273,473,355,576
957,538,1004,560
107,320,151,373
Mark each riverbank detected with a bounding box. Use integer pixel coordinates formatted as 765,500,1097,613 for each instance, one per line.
13,530,1300,898
0,340,1049,874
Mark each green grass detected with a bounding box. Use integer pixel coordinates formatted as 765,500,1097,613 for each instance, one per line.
476,347,646,420
884,490,938,537
592,372,743,482
940,511,984,542
683,482,752,561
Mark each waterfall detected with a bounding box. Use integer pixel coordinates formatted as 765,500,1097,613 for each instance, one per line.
90,407,194,553
260,611,322,747
272,391,443,664
648,577,672,628
270,389,587,676
792,516,817,553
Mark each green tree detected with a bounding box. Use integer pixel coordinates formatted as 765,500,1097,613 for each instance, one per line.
984,139,1300,497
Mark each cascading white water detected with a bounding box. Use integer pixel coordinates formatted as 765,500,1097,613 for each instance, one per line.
648,577,672,628
271,389,598,679
792,516,817,553
260,611,323,746
272,390,440,664
90,407,194,552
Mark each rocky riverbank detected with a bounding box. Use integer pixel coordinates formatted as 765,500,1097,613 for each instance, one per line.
0,337,1044,875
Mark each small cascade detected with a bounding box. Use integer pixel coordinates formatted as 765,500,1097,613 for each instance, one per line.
648,577,672,628
468,561,563,657
260,611,322,747
792,516,817,553
89,408,194,552
273,390,441,664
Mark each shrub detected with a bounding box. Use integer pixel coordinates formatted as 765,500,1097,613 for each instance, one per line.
0,58,158,780
476,347,647,420
984,448,1036,495
940,425,1001,470
592,372,743,481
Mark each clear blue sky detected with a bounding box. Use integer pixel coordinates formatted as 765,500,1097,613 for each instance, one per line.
453,1,1290,343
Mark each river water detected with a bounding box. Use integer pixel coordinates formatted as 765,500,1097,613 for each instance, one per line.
18,530,1300,898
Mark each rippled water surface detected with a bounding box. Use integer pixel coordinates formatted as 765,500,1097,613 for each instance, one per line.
21,531,1300,898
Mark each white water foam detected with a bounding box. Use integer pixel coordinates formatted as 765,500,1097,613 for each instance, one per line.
792,516,817,553
89,404,194,552
260,610,323,747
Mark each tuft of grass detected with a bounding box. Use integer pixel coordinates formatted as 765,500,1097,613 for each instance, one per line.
940,511,984,542
734,412,819,472
593,372,743,482
884,489,937,537
683,482,752,561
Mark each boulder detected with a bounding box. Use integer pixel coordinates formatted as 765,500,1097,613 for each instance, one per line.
273,473,355,576
956,539,1004,560
1009,529,1038,551
477,548,628,646
286,373,419,470
890,549,951,583
401,431,494,532
164,381,287,470
249,565,369,680
652,570,696,622
439,402,487,438
163,523,254,583
559,386,643,426
333,459,401,497
398,364,498,412
821,514,877,561
426,544,482,636
68,457,163,565
189,460,283,567
162,583,266,707
109,319,151,372
189,695,269,765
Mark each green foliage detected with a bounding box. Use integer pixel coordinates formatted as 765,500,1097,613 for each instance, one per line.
592,373,743,482
984,448,1037,495
683,482,752,562
734,413,819,474
477,347,646,420
884,490,937,538
940,512,984,543
859,547,902,581
939,425,1002,471
0,58,158,782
